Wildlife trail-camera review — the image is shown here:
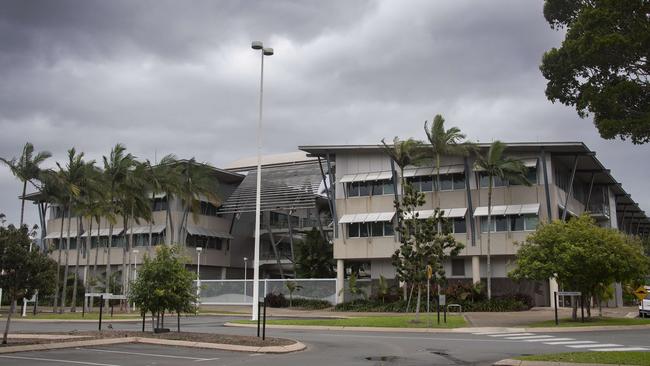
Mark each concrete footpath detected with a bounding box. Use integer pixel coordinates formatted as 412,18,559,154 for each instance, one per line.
494,359,628,366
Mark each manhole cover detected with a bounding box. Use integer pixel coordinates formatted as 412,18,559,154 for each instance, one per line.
365,356,399,362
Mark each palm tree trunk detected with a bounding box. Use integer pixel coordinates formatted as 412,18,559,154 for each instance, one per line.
166,200,174,244
486,177,493,300
19,180,27,227
105,224,113,308
149,192,155,246
121,216,128,309
399,166,408,301
61,202,72,313
71,217,82,312
126,207,134,313
53,215,65,313
286,210,297,276
415,284,422,321
85,218,93,285
2,300,16,345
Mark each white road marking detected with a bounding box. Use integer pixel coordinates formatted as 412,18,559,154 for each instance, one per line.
523,338,574,343
195,357,222,362
0,355,120,366
544,340,596,345
591,347,649,352
505,335,555,340
568,343,621,349
488,333,534,337
82,348,217,361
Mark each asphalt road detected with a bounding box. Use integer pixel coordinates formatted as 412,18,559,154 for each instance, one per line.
1,315,649,365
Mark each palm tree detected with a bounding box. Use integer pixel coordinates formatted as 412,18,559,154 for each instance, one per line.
380,137,425,199
0,142,51,227
56,148,88,312
474,141,530,299
142,155,179,246
424,114,475,206
102,144,136,304
175,159,219,246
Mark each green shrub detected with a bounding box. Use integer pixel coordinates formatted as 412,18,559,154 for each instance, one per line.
264,292,288,308
290,298,332,310
334,296,530,312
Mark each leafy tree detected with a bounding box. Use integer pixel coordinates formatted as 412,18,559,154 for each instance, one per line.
0,142,51,227
128,245,197,332
510,215,649,319
540,0,650,144
295,228,334,278
285,281,302,307
338,272,367,300
474,141,530,299
376,275,390,304
0,224,57,344
391,183,464,320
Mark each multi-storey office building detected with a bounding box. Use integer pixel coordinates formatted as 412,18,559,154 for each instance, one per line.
300,142,650,306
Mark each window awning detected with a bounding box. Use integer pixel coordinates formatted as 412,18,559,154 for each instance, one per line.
44,231,82,239
339,171,393,183
186,226,234,239
126,225,166,235
80,228,124,237
403,165,464,178
474,158,538,172
406,208,467,219
338,212,395,224
474,203,540,217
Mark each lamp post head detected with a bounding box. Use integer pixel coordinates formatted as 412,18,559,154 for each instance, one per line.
196,247,203,253
263,47,274,56
243,257,248,262
132,249,139,255
251,41,263,50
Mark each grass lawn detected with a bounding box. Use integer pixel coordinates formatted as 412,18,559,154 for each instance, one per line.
518,352,650,365
14,312,141,320
527,316,650,328
233,314,465,328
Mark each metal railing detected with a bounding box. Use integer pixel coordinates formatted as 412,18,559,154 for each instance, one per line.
197,278,338,305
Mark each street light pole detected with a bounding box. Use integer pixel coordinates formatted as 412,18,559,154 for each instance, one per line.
132,249,139,312
243,257,248,302
251,40,273,321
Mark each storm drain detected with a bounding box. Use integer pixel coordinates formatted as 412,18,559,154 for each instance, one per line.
365,356,399,362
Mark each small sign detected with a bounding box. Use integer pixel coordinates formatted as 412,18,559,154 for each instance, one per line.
438,294,446,305
558,291,581,296
634,286,648,301
426,265,433,280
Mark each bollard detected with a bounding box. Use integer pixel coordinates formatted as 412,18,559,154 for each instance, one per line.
262,297,267,341
554,291,558,325
257,300,261,337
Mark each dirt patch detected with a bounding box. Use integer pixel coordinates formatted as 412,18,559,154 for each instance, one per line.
5,330,294,348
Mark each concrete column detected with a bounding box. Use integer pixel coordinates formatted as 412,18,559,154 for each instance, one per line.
336,259,344,304
549,277,559,307
471,256,480,284
220,267,227,280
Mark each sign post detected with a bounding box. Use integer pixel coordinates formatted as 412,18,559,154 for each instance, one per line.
426,265,432,328
634,286,648,316
554,291,558,325
556,291,581,325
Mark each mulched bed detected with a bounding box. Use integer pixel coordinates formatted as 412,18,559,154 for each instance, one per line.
4,330,294,348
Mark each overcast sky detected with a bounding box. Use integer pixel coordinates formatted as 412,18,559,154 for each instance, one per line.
1,0,649,227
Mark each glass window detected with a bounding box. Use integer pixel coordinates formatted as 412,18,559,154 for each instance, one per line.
348,183,359,197
480,217,491,233
358,182,369,196
420,176,433,192
495,216,508,232
372,182,383,196
527,167,537,184
479,173,490,188
371,222,384,237
524,214,539,231
406,177,419,191
440,174,453,191
383,180,395,195
359,223,369,237
383,222,394,236
451,259,465,276
453,217,467,234
510,215,525,231
453,173,466,190
348,223,359,238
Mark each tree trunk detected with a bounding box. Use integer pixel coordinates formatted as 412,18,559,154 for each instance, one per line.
166,200,174,244
2,300,16,344
71,217,83,312
19,180,26,227
126,206,134,314
62,201,73,313
415,284,422,322
121,216,128,310
486,177,493,300
286,209,297,276
53,215,65,313
177,311,180,332
105,224,113,308
149,192,155,246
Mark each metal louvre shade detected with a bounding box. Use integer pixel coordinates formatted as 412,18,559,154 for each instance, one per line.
80,228,124,237
338,212,395,224
186,226,234,239
474,204,540,216
339,174,355,183
339,171,393,183
44,230,81,239
521,158,539,167
403,165,464,177
408,208,467,219
126,225,165,235
351,173,369,182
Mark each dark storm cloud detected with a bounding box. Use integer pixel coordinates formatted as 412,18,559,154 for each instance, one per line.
0,0,648,226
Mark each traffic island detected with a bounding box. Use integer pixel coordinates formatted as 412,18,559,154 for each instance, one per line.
0,331,305,354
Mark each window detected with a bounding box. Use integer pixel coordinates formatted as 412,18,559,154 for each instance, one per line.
348,180,394,197
510,215,525,231
199,201,219,216
453,217,467,234
453,173,466,190
348,223,360,237
420,176,433,192
510,167,538,185
524,214,538,230
480,216,508,232
152,198,168,212
451,259,465,276
479,173,507,188
347,222,395,238
440,175,453,191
